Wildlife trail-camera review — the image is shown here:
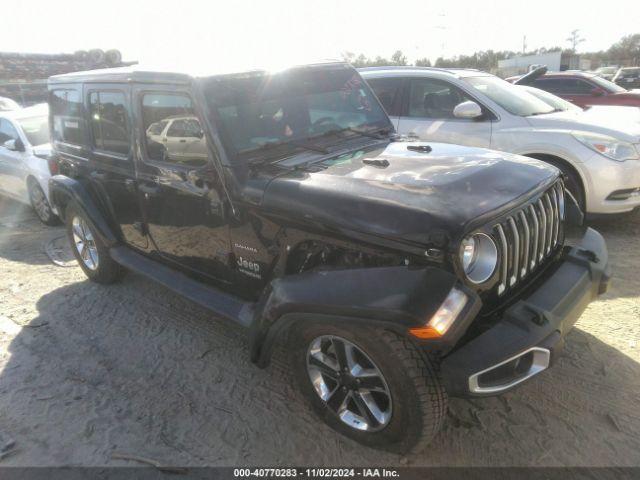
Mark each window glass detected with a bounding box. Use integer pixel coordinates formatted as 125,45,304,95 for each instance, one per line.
203,66,390,158
142,93,208,167
465,76,553,116
407,78,474,119
572,79,596,94
0,119,19,144
17,116,49,146
51,89,85,145
520,86,579,112
532,78,598,95
147,120,168,136
366,77,403,116
88,91,130,155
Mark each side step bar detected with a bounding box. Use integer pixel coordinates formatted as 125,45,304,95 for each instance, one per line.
109,246,254,327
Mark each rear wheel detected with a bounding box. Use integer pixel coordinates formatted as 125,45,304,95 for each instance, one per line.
66,204,123,284
28,180,59,226
288,322,447,453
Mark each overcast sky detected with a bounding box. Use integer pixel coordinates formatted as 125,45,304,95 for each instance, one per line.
2,0,639,69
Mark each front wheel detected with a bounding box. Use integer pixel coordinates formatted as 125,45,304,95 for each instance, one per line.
66,204,123,284
288,323,447,453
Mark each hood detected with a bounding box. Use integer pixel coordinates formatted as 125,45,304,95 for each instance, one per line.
581,105,640,125
260,142,558,247
526,110,640,142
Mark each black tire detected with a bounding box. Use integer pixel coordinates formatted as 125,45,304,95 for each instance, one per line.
528,157,585,212
558,167,585,213
288,322,447,453
28,180,60,226
65,204,123,284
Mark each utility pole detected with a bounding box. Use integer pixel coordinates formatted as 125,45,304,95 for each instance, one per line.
522,35,527,54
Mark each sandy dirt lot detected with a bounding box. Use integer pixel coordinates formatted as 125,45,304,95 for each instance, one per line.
0,196,638,467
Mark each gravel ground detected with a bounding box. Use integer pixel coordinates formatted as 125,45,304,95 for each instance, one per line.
0,196,638,467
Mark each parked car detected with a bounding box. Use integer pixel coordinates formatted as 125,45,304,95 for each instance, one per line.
48,61,609,452
613,67,640,90
361,66,640,214
0,104,59,224
507,71,640,109
145,115,208,164
0,96,21,111
520,84,640,125
593,66,619,81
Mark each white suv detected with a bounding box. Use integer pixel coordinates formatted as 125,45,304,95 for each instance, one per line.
360,67,640,214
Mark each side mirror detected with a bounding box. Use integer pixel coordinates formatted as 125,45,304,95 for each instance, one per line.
591,87,605,97
2,138,25,152
453,101,483,119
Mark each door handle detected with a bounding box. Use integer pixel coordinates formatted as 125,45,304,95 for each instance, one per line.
139,183,160,197
179,139,187,143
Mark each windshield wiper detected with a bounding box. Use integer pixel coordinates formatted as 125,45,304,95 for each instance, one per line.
244,138,328,165
310,125,392,141
342,126,393,138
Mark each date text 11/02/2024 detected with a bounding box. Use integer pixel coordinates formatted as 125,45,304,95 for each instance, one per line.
233,468,400,478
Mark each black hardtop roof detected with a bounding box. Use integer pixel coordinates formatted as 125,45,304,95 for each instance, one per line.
48,59,347,85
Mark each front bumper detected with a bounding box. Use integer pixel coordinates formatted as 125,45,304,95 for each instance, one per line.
441,227,611,397
581,151,640,214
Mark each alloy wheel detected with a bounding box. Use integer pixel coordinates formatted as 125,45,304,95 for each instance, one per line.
71,216,99,271
306,335,392,432
30,184,51,222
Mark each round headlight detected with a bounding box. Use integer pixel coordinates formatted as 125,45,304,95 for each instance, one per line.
459,233,498,284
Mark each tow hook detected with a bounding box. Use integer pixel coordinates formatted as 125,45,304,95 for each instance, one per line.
576,248,599,263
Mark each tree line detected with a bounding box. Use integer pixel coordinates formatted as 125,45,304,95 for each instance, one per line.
342,33,640,70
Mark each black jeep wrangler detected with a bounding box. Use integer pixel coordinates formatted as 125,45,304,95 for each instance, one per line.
47,61,610,452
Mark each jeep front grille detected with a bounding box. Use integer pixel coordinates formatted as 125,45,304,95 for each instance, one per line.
494,182,564,295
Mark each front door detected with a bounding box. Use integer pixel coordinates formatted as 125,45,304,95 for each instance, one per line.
396,77,492,147
85,85,147,249
0,119,28,200
135,88,232,283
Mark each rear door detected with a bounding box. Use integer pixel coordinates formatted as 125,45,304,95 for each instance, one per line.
396,77,492,147
85,85,147,249
0,118,28,199
134,87,232,283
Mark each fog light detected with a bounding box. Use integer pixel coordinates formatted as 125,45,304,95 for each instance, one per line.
409,288,468,339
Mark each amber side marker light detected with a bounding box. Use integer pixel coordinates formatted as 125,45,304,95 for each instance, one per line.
409,288,468,339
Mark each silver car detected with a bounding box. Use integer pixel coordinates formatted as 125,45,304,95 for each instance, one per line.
0,104,59,224
361,66,640,215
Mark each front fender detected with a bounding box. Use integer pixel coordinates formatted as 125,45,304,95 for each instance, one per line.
49,175,118,247
249,265,464,368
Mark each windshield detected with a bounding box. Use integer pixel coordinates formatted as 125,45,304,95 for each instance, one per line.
521,86,579,112
464,76,555,116
590,75,626,93
203,65,391,158
17,115,49,146
617,68,640,78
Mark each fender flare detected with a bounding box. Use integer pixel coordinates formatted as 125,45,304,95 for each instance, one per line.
48,175,119,247
249,265,466,368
